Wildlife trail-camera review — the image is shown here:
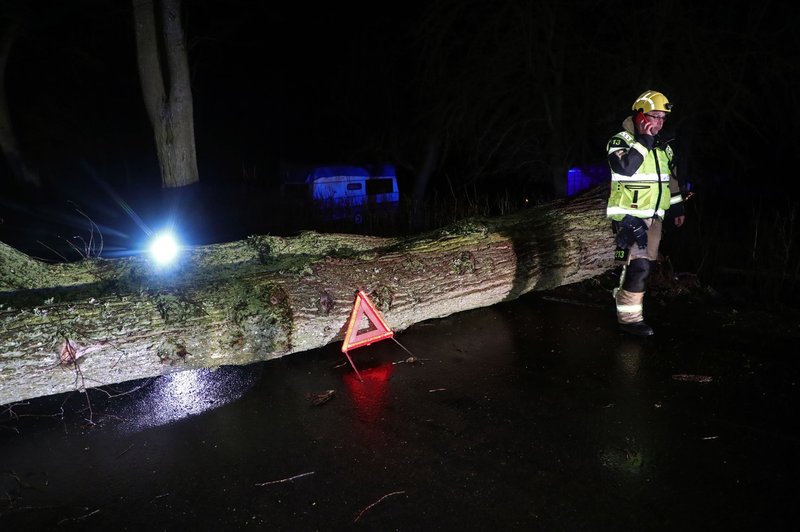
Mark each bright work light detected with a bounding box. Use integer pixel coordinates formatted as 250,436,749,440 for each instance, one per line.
149,232,180,264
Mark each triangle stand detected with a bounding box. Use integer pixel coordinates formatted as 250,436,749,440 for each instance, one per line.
341,290,394,382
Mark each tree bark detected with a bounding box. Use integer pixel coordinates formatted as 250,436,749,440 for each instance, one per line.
0,185,614,406
132,0,199,188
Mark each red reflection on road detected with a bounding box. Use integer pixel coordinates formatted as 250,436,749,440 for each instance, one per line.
343,361,393,423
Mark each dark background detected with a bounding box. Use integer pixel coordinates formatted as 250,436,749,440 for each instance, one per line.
2,6,800,527
2,0,799,303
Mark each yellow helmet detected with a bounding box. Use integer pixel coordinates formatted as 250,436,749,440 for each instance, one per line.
632,90,673,113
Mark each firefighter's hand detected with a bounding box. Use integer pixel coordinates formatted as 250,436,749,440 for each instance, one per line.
635,114,657,136
674,215,685,228
618,215,648,250
637,122,656,136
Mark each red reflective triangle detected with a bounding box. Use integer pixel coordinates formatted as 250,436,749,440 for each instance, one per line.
341,291,394,352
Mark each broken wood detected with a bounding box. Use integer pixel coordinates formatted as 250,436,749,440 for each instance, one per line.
0,185,615,405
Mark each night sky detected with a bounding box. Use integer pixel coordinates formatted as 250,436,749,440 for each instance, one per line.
2,0,799,272
5,1,419,185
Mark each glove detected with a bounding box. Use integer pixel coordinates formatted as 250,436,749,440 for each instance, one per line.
615,215,648,250
620,214,647,249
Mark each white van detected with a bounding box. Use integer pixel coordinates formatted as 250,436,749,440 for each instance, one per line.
281,164,400,225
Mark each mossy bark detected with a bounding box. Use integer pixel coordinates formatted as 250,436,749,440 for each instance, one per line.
0,185,614,405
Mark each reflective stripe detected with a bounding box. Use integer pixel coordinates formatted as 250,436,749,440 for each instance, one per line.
631,142,648,157
617,303,642,313
617,131,635,143
611,173,666,182
670,195,683,205
607,206,666,217
606,131,637,154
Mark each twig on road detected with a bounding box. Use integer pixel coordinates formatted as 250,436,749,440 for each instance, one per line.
58,508,100,525
255,471,315,487
116,443,135,458
354,490,406,523
672,374,713,383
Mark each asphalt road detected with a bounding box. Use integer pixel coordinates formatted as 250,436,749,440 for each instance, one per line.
1,289,798,531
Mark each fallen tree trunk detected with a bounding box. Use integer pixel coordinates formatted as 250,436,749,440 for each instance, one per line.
0,185,614,405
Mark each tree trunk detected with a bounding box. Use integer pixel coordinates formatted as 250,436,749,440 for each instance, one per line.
0,185,614,406
409,136,439,231
132,0,199,188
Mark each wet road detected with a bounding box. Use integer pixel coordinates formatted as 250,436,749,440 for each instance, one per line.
1,291,798,531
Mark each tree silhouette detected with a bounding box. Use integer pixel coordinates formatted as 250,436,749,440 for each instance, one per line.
0,5,41,187
389,0,797,206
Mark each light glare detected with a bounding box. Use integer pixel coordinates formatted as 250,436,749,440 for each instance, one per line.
150,233,179,264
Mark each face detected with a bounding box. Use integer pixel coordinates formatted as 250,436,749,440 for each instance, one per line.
645,111,668,135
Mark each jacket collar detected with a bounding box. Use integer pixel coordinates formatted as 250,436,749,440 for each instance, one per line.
622,115,635,134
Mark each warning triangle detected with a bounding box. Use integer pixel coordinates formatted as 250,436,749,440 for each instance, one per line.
342,290,394,353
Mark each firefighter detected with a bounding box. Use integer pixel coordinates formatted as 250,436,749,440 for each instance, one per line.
606,90,685,337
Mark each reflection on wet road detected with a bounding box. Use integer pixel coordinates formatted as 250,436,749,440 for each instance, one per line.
111,367,263,432
1,292,798,530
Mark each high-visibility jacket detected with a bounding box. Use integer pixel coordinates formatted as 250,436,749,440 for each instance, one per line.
606,130,683,221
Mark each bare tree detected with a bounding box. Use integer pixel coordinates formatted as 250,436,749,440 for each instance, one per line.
405,0,597,209
132,0,198,188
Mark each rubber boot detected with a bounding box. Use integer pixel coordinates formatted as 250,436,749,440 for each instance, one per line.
615,288,654,337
